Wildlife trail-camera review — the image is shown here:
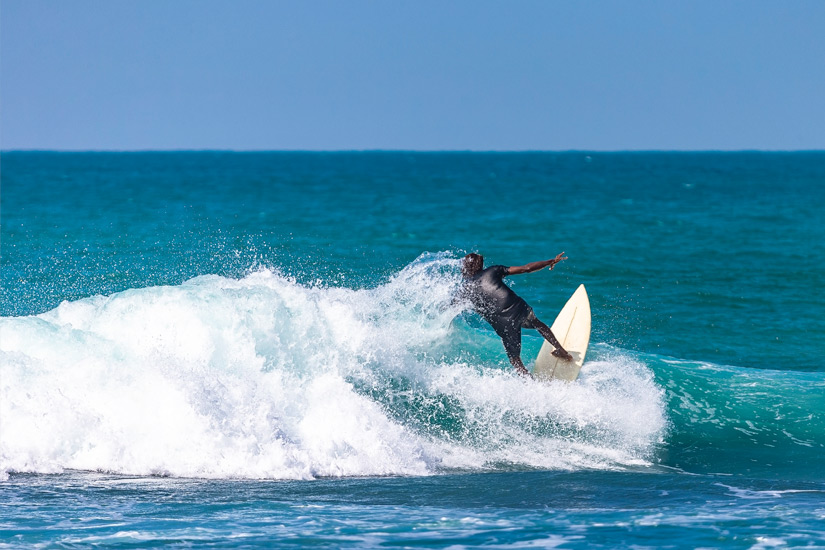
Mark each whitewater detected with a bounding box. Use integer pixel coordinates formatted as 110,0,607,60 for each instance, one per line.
1,255,667,481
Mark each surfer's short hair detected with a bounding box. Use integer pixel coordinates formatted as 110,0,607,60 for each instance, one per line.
462,253,484,277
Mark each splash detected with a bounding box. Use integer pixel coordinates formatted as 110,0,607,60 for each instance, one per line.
1,253,666,480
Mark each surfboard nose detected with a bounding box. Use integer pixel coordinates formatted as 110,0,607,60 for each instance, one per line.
533,285,591,382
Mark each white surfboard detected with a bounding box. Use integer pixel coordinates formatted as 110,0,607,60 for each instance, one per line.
533,284,591,381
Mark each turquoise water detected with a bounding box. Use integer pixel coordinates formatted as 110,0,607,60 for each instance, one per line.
2,152,824,547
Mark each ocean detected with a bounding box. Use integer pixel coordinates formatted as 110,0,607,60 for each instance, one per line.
1,151,824,548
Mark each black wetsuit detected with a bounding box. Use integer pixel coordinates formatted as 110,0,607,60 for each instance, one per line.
462,265,540,362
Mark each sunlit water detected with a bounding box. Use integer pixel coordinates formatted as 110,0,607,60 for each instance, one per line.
2,152,824,547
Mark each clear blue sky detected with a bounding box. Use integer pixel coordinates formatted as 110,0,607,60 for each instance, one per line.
2,1,824,150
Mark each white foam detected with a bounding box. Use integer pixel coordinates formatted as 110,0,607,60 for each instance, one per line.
715,483,825,500
0,254,667,479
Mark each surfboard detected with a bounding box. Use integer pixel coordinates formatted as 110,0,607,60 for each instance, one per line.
533,284,591,381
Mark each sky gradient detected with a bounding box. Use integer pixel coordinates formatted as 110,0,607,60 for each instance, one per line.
2,1,824,151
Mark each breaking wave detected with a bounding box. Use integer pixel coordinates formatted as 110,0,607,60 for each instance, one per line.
1,253,667,480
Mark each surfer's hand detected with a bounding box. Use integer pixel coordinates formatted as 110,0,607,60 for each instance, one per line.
549,252,567,269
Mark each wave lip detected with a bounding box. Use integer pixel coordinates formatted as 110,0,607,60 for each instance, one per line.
1,255,667,480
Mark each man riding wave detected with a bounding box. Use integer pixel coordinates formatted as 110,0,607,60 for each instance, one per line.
458,252,573,377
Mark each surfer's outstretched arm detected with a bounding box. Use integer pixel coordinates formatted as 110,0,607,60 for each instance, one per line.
507,252,567,276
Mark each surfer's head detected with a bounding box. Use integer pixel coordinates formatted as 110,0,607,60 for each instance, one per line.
462,253,484,277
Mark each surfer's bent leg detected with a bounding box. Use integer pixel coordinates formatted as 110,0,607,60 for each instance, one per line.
496,323,531,377
524,311,573,361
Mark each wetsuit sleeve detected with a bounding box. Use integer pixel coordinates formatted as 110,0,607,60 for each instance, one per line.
490,265,510,279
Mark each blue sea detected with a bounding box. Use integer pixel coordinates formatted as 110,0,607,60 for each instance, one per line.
1,152,824,548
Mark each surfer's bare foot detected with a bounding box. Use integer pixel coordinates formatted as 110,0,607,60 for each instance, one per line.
552,349,573,361
515,364,533,378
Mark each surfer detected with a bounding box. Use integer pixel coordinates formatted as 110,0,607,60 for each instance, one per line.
459,252,573,377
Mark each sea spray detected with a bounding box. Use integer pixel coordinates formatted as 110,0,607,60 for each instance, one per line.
1,255,667,480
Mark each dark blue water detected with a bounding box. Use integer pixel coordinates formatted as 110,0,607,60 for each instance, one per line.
2,152,824,547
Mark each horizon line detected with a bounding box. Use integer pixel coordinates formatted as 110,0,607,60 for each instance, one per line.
3,148,824,154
